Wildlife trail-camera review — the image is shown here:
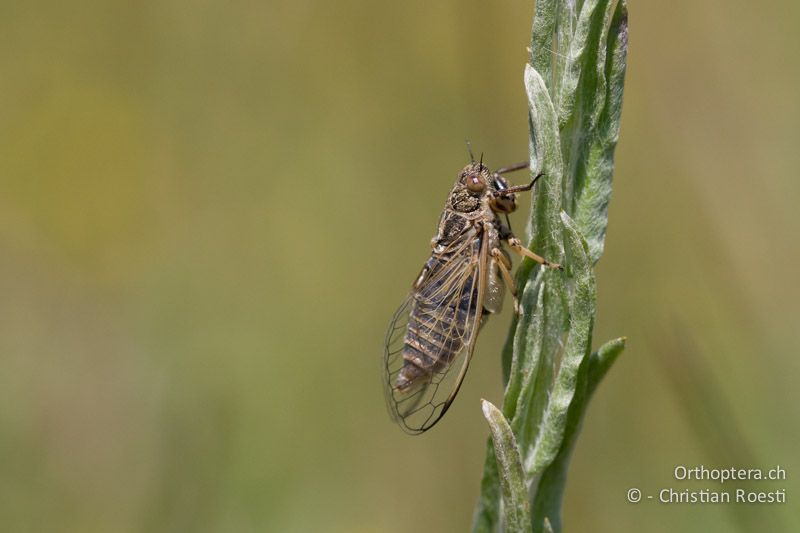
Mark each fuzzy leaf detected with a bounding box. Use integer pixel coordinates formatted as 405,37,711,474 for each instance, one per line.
520,62,570,467
524,64,564,266
482,400,532,533
529,0,557,89
472,441,501,533
475,273,545,533
524,212,595,479
574,0,628,263
531,337,625,532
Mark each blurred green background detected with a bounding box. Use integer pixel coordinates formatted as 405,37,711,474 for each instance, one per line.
1,1,798,532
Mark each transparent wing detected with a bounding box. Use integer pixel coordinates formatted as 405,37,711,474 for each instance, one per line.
383,228,489,434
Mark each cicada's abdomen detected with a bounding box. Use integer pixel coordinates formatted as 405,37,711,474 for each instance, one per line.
395,272,477,392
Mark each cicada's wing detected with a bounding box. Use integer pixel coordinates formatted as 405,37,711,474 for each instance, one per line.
383,229,489,434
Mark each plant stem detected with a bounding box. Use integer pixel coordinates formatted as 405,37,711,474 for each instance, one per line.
472,2,628,531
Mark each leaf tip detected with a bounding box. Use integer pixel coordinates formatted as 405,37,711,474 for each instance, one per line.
480,398,492,418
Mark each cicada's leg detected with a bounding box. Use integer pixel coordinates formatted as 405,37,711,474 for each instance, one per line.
490,248,521,314
506,236,563,270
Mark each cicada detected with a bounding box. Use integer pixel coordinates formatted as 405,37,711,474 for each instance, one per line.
383,155,561,434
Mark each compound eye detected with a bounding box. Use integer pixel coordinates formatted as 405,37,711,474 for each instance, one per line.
466,174,486,193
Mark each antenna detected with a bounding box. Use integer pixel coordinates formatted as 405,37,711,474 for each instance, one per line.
465,140,475,163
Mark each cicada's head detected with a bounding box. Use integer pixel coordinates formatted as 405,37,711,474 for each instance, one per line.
450,162,493,212
451,161,519,214
459,161,491,193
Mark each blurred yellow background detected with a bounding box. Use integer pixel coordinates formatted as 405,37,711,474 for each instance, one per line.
1,2,798,532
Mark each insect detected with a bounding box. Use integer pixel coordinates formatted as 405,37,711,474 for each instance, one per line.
383,151,562,434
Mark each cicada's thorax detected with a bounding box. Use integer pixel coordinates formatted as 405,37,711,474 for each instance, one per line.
436,175,509,316
395,172,507,393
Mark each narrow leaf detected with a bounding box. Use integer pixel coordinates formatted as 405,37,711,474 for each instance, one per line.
574,0,629,263
510,281,546,439
504,270,545,417
472,440,501,533
482,400,532,533
518,64,572,471
524,64,564,267
531,337,625,533
529,0,557,90
522,69,571,460
551,0,579,97
475,274,545,533
556,0,615,132
525,212,594,478
558,0,616,217
587,336,625,394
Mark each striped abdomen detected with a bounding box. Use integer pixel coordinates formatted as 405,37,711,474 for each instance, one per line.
394,270,477,392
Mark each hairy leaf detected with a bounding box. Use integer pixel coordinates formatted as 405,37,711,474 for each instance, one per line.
482,400,532,533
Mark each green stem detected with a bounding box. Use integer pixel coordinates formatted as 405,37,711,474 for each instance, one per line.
471,2,628,532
